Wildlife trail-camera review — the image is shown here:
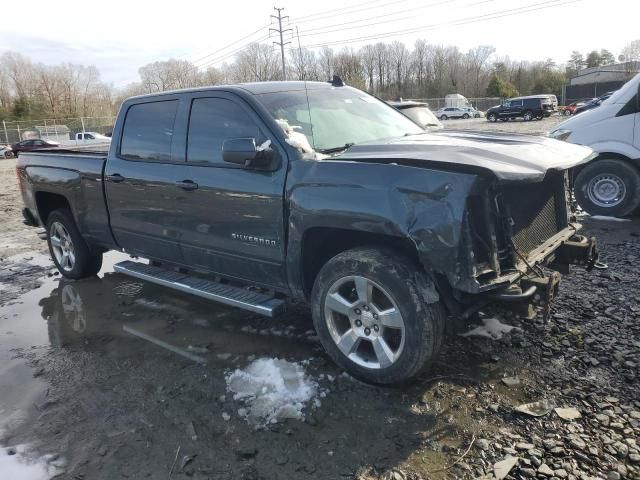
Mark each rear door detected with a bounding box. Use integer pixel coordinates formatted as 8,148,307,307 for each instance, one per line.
105,96,191,264
178,93,288,289
509,99,523,117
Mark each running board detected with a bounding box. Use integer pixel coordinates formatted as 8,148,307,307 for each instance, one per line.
114,260,284,317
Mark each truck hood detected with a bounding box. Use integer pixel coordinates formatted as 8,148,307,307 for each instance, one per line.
335,130,595,182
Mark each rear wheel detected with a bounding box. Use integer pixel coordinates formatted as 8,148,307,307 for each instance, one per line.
440,114,448,120
311,247,445,385
46,209,103,279
462,113,470,119
574,159,640,217
523,110,533,121
535,112,544,120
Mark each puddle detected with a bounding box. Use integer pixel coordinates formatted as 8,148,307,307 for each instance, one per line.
0,250,316,460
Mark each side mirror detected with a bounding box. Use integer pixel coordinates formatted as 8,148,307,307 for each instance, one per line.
222,138,275,169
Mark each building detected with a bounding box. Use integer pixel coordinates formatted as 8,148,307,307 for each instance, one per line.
563,61,640,104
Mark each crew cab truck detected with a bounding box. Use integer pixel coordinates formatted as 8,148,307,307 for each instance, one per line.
17,80,599,384
550,73,640,217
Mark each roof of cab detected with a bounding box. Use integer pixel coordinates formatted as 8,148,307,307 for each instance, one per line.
124,80,338,102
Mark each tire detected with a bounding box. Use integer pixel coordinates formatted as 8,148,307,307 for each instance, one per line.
488,113,497,122
564,109,572,116
499,118,508,122
535,112,544,120
46,209,103,279
523,110,533,121
462,113,470,119
311,247,446,385
574,159,640,217
440,115,448,120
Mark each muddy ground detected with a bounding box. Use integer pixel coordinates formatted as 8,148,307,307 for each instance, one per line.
1,118,639,480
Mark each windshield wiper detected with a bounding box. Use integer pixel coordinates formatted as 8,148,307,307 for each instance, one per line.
317,143,355,154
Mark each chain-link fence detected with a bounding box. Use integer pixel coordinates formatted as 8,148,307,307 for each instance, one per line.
1,116,116,145
408,97,502,112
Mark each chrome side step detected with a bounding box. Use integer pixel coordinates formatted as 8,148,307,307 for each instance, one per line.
114,260,284,317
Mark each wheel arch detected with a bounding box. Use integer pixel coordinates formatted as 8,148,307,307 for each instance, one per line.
299,227,421,300
572,152,638,177
35,191,74,226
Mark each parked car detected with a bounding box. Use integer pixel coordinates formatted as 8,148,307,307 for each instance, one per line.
573,92,614,115
388,100,443,129
549,75,640,217
436,107,471,120
563,99,595,116
17,80,598,384
486,95,556,122
0,144,13,158
11,138,60,156
462,107,483,118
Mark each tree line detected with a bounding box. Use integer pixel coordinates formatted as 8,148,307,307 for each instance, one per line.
2,39,639,122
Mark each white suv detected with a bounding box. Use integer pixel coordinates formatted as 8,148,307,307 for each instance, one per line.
436,107,471,120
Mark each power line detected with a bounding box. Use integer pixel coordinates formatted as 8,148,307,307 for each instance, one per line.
290,0,402,23
296,0,581,49
191,24,270,65
271,7,292,79
293,0,411,25
198,34,271,68
299,0,462,37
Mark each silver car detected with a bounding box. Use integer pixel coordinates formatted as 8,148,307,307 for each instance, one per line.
436,107,471,120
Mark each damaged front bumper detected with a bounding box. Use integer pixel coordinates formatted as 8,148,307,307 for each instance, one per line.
481,231,599,321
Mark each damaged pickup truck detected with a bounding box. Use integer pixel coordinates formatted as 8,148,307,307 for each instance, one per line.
17,79,599,384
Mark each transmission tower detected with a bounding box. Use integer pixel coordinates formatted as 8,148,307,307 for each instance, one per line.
270,7,292,80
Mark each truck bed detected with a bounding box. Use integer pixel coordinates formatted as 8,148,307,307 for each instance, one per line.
17,149,114,250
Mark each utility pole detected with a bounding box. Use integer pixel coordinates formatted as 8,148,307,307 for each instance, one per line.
270,7,291,80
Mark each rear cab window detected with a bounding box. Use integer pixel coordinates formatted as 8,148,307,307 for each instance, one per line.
120,100,178,161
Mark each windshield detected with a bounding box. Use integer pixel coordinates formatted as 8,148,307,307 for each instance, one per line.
255,86,424,152
401,106,442,128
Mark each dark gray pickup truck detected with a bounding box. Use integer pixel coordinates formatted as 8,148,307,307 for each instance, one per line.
17,80,599,384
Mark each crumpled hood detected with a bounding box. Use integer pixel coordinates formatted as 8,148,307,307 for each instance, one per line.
335,130,595,182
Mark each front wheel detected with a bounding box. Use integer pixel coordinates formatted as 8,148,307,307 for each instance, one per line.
488,113,497,122
523,110,533,121
311,247,445,385
46,209,103,279
574,159,640,217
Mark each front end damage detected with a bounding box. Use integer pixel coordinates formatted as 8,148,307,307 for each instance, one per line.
440,169,600,322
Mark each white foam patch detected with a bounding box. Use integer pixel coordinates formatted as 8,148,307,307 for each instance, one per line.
589,215,631,222
460,317,520,340
225,358,319,425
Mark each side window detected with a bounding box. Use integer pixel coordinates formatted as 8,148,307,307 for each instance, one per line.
187,97,263,165
512,99,523,107
86,134,95,140
33,140,44,146
120,100,178,161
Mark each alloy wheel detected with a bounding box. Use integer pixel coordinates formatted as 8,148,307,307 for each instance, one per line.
50,221,76,272
324,275,405,369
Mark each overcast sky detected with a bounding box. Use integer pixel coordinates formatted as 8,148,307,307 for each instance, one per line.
1,0,635,88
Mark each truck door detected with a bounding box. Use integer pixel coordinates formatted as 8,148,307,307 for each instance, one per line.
178,94,288,290
105,97,190,265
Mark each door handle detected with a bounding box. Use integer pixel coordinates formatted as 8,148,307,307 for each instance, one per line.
107,173,125,183
175,180,198,191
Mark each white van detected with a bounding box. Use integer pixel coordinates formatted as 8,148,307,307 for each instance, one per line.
549,73,640,217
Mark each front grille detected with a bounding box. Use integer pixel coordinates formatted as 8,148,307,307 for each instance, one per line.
499,171,567,255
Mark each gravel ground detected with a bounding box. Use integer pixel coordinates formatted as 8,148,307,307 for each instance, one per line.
0,135,639,480
441,114,566,135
